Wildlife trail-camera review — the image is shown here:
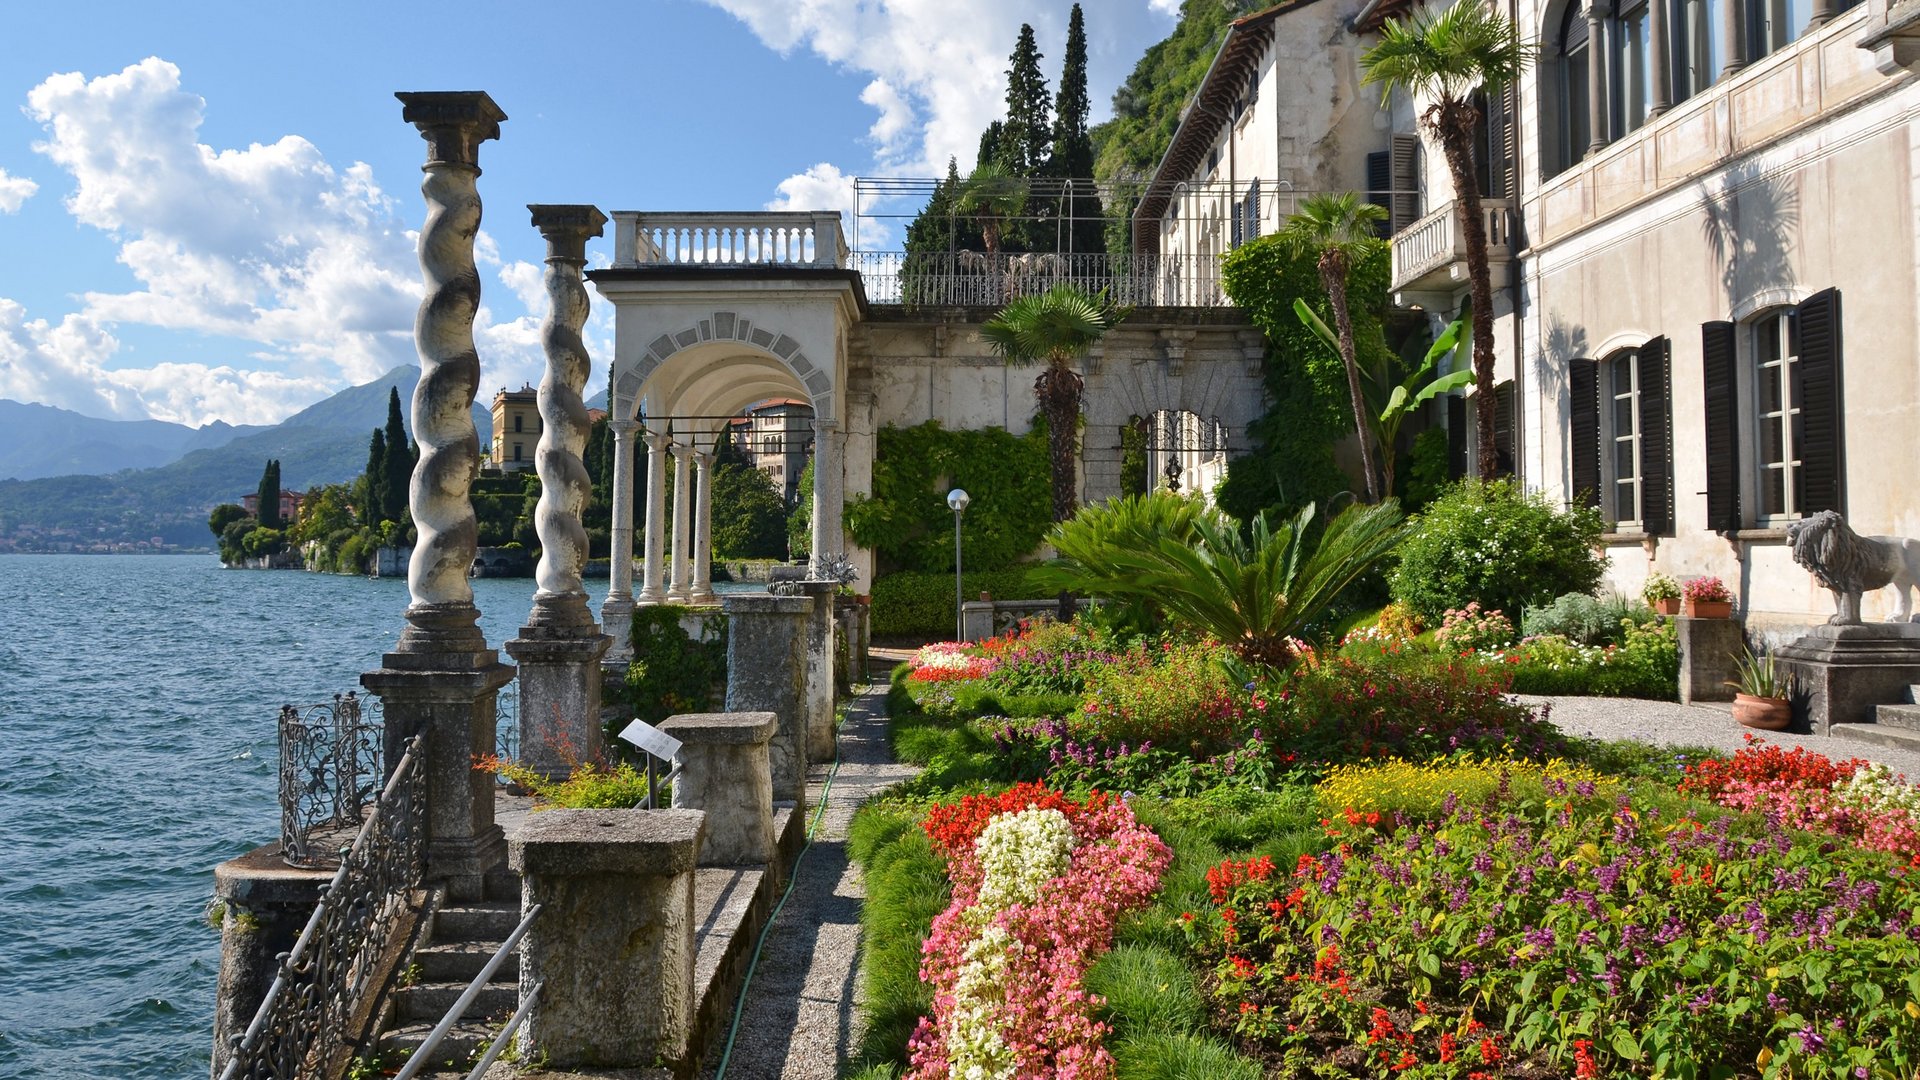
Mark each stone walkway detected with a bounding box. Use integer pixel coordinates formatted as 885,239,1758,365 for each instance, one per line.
702,676,918,1080
1524,694,1920,777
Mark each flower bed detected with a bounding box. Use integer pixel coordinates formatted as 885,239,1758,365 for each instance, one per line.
1681,736,1920,862
1194,765,1920,1076
906,784,1172,1079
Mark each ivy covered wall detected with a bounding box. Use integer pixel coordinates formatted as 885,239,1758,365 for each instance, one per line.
846,419,1054,575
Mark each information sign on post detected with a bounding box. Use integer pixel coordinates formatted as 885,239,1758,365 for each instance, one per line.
617,719,683,762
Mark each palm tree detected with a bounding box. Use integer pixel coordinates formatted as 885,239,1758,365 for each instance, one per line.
1036,499,1406,668
954,163,1027,257
981,284,1124,527
1361,1,1532,480
1279,193,1389,503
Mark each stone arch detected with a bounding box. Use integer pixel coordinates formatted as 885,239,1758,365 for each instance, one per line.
610,309,836,427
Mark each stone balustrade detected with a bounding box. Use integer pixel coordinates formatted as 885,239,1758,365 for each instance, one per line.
1389,197,1514,299
611,210,847,269
510,808,706,1072
659,711,778,866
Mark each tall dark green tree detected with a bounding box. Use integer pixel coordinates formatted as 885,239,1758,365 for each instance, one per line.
256,459,282,529
1051,4,1106,254
363,428,387,524
1002,25,1053,176
380,387,411,525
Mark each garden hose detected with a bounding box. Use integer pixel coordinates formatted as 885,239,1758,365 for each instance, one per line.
712,693,850,1079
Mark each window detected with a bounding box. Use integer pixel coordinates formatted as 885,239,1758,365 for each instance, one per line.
1555,4,1592,175
1701,289,1844,529
1674,0,1727,101
1745,0,1811,62
1612,0,1653,135
513,414,523,433
1570,341,1674,531
512,442,523,462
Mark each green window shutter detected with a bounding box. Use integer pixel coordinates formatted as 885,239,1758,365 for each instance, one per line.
1447,394,1468,480
1702,321,1741,532
1569,358,1601,509
1638,337,1674,535
1795,289,1844,515
1493,380,1516,477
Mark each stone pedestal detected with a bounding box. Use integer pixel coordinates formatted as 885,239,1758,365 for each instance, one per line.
800,581,837,763
511,809,705,1073
1678,615,1746,704
361,613,515,899
723,594,812,806
505,629,613,782
209,845,332,1077
660,711,777,866
962,600,995,643
1776,623,1920,733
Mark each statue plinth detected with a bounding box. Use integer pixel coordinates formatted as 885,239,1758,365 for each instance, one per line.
1776,622,1920,733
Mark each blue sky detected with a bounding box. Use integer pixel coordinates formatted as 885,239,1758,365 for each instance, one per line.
0,0,1180,427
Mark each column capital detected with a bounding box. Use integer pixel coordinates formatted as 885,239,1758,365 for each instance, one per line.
528,204,608,263
695,450,715,468
671,442,697,460
609,418,640,435
395,91,505,169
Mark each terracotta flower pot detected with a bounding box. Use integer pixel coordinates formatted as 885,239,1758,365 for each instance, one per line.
1684,599,1733,618
1652,598,1681,616
1732,692,1791,730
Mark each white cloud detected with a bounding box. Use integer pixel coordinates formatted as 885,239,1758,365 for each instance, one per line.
1148,0,1182,16
0,168,36,213
9,57,555,425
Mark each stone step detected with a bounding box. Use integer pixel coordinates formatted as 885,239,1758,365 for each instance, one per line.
378,1020,496,1072
1829,721,1920,754
394,980,516,1023
1874,704,1920,732
433,901,518,942
483,868,521,903
415,940,519,983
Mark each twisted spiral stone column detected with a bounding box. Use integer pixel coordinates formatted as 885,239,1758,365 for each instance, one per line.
525,204,607,631
394,91,505,657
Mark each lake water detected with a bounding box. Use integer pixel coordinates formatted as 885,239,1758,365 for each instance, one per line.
0,554,731,1079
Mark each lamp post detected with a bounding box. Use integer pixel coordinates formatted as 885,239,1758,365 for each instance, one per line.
947,487,970,643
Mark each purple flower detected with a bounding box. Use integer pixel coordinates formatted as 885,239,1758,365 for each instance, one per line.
1794,1026,1825,1053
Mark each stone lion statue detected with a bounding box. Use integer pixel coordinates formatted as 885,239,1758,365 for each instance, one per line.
1785,510,1920,624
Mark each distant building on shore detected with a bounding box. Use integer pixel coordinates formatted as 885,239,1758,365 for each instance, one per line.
728,398,814,503
491,384,540,472
241,489,305,522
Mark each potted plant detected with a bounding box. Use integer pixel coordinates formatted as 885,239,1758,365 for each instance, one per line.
1728,647,1792,729
1682,576,1734,618
1643,572,1682,616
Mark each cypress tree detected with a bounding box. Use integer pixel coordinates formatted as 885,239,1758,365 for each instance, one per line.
256,459,282,530
1002,25,1052,176
364,429,387,524
381,387,411,525
1052,4,1107,253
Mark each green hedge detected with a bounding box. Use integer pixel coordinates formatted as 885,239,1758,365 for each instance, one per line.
870,568,1054,640
845,420,1053,574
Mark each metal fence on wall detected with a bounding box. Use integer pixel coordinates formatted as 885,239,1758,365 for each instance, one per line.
220,733,429,1080
278,693,384,869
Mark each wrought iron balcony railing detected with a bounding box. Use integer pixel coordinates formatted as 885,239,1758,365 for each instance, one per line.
850,250,1230,308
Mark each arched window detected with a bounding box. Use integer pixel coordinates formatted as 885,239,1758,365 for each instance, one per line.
1554,4,1592,175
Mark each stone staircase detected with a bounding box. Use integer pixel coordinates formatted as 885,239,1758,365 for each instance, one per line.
1831,685,1920,753
376,870,523,1074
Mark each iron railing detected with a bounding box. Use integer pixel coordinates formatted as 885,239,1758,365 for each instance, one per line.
850,250,1232,308
391,904,544,1080
220,733,429,1080
494,680,519,766
279,693,384,869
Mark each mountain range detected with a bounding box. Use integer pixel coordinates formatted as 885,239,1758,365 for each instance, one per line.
0,365,545,548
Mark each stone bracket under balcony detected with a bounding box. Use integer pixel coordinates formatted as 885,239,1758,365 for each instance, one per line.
1390,198,1514,309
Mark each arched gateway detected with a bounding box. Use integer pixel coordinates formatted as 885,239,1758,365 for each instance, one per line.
588,210,1266,658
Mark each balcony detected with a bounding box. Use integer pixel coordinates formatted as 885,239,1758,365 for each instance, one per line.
609,211,849,269
849,251,1230,308
1389,197,1513,304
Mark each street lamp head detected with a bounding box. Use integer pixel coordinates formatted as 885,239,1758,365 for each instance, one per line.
947,488,971,513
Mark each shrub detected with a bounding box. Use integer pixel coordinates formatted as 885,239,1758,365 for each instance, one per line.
1431,602,1514,652
1267,642,1555,763
478,757,654,809
1388,478,1606,622
1505,617,1679,699
871,568,1053,639
1520,590,1656,645
1076,639,1244,752
621,605,726,734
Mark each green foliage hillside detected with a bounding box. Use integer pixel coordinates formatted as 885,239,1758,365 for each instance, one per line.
1091,0,1266,185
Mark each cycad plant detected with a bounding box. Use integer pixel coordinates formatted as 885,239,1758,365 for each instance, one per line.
981,284,1125,525
1036,499,1406,668
1278,193,1389,503
1361,1,1533,479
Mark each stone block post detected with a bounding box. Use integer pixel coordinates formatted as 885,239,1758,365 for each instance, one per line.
209,848,331,1076
723,594,812,805
510,809,705,1072
801,580,837,762
507,204,613,781
1678,615,1746,704
962,599,995,643
660,711,777,865
364,91,514,899
1776,624,1920,733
